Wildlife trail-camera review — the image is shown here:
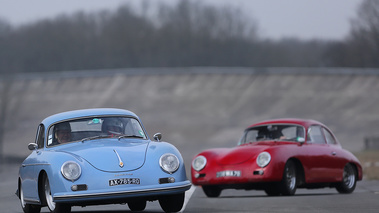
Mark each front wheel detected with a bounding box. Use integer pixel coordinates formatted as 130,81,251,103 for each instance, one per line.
42,175,71,213
128,200,146,211
19,182,41,213
336,164,357,194
202,186,222,197
159,193,185,213
280,160,297,195
264,185,281,196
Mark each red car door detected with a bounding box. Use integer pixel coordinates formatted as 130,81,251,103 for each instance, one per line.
301,125,340,183
321,127,346,181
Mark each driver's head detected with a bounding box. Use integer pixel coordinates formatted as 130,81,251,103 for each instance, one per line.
102,118,124,135
55,122,71,143
256,128,268,141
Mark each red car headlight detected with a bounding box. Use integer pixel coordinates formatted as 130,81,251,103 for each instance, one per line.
192,155,207,171
256,152,271,168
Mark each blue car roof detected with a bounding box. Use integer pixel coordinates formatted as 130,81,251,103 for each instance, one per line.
41,108,138,125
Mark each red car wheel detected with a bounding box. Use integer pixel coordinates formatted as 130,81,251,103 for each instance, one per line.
336,164,357,194
280,160,297,195
202,186,222,197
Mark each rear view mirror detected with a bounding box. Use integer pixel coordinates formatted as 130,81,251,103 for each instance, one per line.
297,137,305,143
153,133,162,142
28,143,38,151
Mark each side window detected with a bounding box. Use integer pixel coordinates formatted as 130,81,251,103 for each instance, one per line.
48,126,54,146
323,128,337,145
35,124,45,149
307,125,326,144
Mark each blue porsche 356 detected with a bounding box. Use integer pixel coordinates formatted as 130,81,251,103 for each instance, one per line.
17,108,191,213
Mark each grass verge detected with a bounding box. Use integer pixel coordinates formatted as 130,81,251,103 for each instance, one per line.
354,150,379,180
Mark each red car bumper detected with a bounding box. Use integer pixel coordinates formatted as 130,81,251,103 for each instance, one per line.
191,162,284,186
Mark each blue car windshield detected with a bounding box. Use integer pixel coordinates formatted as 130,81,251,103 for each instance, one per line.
238,124,305,145
47,116,147,146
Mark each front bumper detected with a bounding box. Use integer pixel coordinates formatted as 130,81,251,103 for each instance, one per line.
54,180,191,204
192,163,283,186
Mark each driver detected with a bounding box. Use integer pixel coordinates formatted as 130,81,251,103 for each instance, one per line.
55,122,72,143
256,129,268,141
102,118,124,137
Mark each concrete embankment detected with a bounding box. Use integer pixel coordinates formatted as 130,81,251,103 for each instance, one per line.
1,67,378,166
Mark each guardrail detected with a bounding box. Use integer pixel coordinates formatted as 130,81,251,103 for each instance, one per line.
1,67,379,81
364,137,379,150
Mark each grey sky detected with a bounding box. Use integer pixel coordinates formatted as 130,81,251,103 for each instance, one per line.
0,0,362,40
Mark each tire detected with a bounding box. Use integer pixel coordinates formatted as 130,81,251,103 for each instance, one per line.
336,164,357,194
159,193,185,213
42,175,71,213
280,160,297,196
19,183,41,213
264,185,281,196
128,200,147,211
202,186,222,197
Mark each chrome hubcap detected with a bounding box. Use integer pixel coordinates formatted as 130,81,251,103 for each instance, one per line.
20,187,26,208
286,166,296,189
343,165,355,188
44,177,56,210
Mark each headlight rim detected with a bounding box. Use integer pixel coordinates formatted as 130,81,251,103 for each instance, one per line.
192,155,207,171
256,151,271,168
61,161,82,181
159,153,180,174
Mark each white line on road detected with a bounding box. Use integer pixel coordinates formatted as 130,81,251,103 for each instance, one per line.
180,185,196,212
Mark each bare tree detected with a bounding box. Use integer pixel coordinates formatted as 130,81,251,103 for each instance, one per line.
0,19,12,162
2,0,372,71
0,77,11,163
348,0,379,67
0,18,12,74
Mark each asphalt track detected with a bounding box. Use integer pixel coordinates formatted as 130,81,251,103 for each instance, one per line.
1,162,379,213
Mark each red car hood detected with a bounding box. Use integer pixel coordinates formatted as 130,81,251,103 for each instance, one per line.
214,141,278,165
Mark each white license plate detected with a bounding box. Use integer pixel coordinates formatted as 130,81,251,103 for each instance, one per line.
216,170,241,177
109,178,140,186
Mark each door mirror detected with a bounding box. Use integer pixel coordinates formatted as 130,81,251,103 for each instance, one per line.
28,143,38,151
153,133,162,142
297,137,305,143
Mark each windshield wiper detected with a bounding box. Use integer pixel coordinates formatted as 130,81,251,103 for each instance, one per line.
118,134,144,141
81,135,109,143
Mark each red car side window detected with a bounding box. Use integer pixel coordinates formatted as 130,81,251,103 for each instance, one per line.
323,128,337,145
307,125,326,144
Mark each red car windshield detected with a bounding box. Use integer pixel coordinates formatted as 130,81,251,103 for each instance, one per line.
239,124,305,144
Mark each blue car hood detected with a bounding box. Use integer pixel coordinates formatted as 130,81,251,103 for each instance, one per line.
57,139,149,172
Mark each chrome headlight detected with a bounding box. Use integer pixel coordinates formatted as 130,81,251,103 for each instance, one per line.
192,155,207,171
159,153,180,174
61,161,81,181
256,152,271,168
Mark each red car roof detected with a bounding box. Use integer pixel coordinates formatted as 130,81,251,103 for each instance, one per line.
247,118,325,129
